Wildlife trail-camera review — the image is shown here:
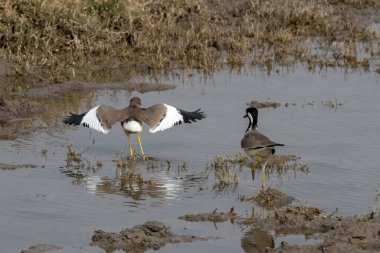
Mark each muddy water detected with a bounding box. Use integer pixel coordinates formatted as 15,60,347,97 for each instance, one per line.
1,68,380,252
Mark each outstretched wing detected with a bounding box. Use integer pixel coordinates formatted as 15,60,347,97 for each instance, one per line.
63,105,126,134
136,103,206,133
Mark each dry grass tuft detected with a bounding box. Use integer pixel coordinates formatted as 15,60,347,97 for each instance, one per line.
207,154,246,188
0,0,379,81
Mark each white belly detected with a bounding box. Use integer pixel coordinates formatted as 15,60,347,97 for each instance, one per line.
122,120,142,133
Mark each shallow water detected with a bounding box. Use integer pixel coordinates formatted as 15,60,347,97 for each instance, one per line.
1,68,380,252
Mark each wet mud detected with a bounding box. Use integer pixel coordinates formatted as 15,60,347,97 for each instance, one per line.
0,96,47,139
243,188,295,209
248,208,380,253
178,208,236,223
91,221,207,253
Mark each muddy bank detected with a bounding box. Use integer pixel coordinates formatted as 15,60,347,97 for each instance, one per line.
91,221,207,252
249,208,380,253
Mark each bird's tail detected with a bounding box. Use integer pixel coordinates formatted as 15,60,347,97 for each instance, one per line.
178,108,206,123
63,112,87,126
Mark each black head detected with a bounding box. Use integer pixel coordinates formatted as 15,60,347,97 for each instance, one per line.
244,107,258,132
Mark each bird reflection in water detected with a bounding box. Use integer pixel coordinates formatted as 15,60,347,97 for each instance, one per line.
241,228,274,253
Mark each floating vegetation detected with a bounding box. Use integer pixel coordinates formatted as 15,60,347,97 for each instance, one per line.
64,141,102,183
248,99,346,110
207,153,309,187
119,169,144,190
247,100,281,109
206,154,245,190
322,99,345,110
0,163,39,170
266,154,310,178
40,148,48,159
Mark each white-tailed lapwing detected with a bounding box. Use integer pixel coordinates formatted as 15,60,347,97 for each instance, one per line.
64,97,206,159
241,107,284,191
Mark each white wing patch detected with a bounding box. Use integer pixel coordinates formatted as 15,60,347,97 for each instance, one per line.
81,106,109,134
149,104,183,133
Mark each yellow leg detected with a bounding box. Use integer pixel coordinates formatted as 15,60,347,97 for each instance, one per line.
127,133,134,158
137,132,145,160
261,165,266,192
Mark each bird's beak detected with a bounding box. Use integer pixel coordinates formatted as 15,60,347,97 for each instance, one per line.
243,114,247,118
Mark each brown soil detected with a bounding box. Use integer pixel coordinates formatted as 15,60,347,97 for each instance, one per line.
91,221,207,252
178,208,236,223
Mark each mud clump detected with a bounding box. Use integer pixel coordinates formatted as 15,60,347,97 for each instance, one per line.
179,208,236,223
20,243,62,253
91,221,206,252
0,163,39,170
243,188,295,209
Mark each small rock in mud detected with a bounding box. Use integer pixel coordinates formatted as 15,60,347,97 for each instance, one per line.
91,221,206,252
247,100,281,109
246,188,294,209
20,243,62,253
179,208,236,222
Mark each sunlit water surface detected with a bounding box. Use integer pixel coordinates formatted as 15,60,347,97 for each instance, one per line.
1,68,379,253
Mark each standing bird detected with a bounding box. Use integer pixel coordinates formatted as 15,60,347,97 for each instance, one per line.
63,97,206,159
241,107,284,191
